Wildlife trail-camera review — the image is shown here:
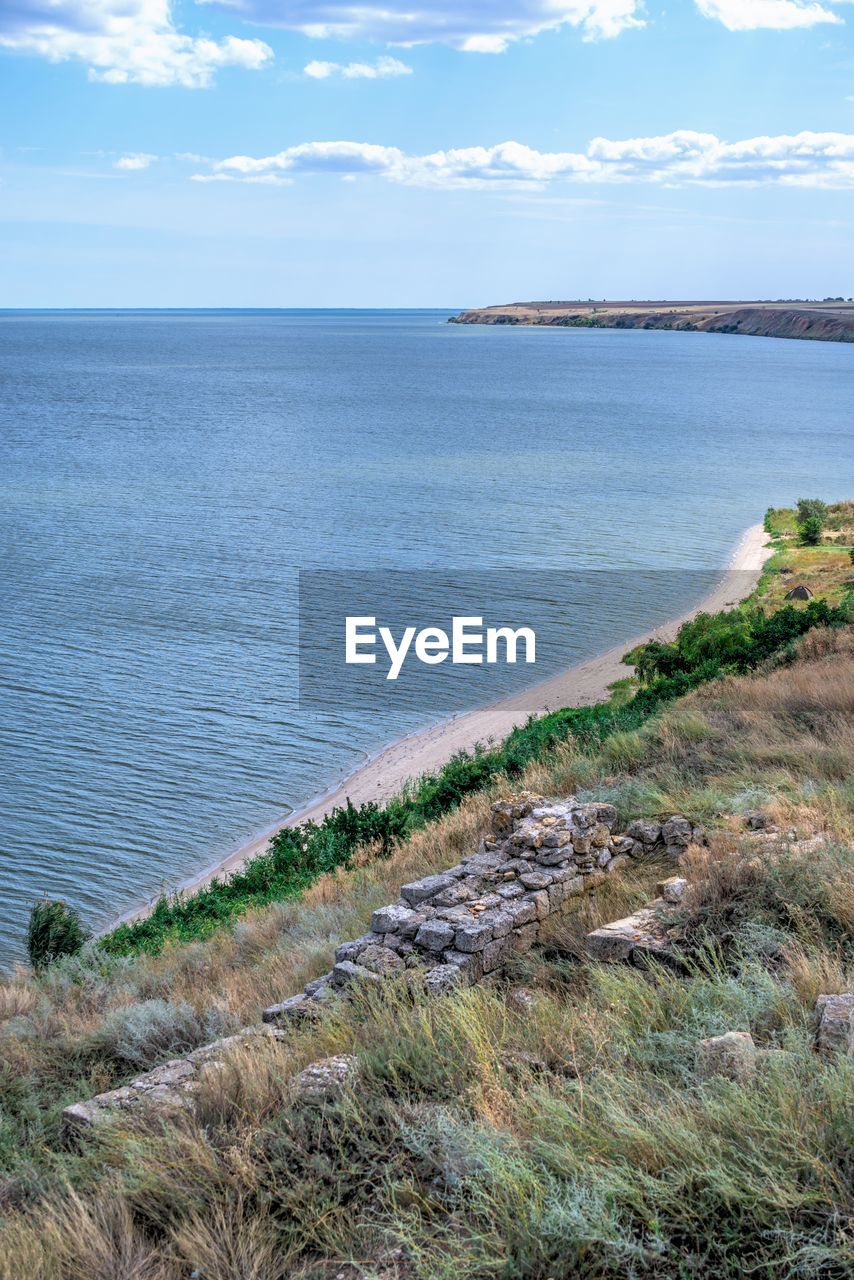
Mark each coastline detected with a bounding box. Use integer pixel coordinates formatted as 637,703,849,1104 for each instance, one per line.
449,301,854,344
112,522,772,929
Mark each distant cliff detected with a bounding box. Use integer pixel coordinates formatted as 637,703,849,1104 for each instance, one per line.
450,301,854,343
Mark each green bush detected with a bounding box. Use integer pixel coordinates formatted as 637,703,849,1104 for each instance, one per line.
628,598,846,686
26,898,89,970
795,497,828,524
799,514,824,545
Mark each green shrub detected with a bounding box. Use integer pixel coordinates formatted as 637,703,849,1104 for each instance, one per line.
796,497,828,524
800,514,824,545
26,898,89,970
628,598,846,686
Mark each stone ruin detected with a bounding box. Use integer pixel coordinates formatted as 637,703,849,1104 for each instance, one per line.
62,795,708,1131
263,798,705,1020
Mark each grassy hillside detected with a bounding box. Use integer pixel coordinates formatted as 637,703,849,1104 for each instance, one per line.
0,503,851,1278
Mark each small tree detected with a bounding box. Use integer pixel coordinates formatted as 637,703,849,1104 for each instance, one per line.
27,898,89,970
796,498,828,524
799,515,824,546
849,546,854,568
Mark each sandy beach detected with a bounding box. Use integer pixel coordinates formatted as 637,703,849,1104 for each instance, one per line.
116,523,772,925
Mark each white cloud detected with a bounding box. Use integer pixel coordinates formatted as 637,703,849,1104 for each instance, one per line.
304,55,412,79
195,131,854,189
114,152,157,169
192,171,292,184
197,0,645,49
0,0,272,86
695,0,843,30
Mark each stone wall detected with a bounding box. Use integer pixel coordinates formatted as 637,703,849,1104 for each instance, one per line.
65,794,702,1131
264,795,703,1020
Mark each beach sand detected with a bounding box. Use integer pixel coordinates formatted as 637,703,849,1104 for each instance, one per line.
115,523,772,925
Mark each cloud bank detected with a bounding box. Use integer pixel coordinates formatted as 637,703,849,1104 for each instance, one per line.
198,0,645,49
195,131,854,189
0,0,272,86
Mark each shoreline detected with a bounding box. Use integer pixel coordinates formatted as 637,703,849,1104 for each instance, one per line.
111,523,773,930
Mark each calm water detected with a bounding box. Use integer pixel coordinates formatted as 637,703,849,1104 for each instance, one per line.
0,310,851,966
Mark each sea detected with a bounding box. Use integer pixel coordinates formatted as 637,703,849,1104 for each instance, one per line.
0,309,851,966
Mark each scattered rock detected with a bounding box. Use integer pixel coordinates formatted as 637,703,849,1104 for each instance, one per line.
506,986,539,1015
499,1049,550,1077
586,904,673,964
657,876,688,904
814,994,854,1058
292,1055,359,1105
696,1031,757,1083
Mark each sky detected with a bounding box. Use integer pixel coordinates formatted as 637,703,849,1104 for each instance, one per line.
2,0,854,305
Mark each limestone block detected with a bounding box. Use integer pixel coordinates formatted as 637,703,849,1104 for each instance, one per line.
358,945,405,975
441,949,483,982
696,1031,757,1083
292,1055,359,1105
625,818,662,847
415,919,456,952
263,994,318,1024
657,876,688,903
371,903,418,934
335,932,380,963
331,960,383,989
400,873,460,907
814,994,854,1057
423,964,463,996
454,920,494,953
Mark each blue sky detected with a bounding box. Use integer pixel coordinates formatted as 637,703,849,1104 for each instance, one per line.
2,1,853,305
